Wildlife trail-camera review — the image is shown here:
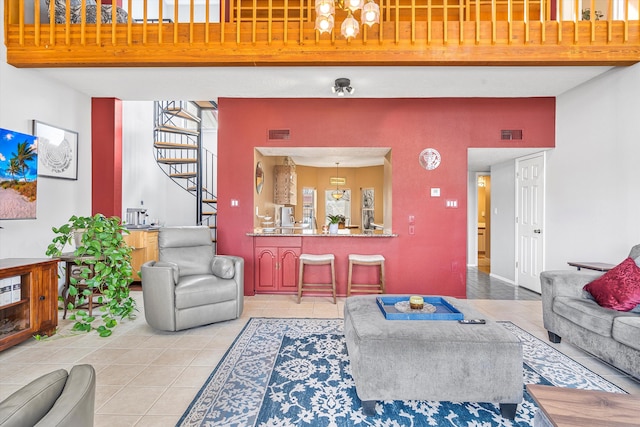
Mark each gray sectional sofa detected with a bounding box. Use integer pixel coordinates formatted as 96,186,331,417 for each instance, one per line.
540,245,640,379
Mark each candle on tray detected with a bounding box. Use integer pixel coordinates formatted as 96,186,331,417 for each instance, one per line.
409,295,424,310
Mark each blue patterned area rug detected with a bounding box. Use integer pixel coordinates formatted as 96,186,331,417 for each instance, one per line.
177,318,626,427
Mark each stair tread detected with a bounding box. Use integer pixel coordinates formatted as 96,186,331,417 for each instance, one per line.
164,107,201,123
155,124,199,136
158,158,197,164
202,199,217,203
202,212,217,216
154,141,198,149
170,172,197,178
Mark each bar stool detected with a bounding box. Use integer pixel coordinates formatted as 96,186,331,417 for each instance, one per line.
347,254,385,296
298,253,336,304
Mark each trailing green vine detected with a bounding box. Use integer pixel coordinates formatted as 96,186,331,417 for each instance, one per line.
46,214,137,337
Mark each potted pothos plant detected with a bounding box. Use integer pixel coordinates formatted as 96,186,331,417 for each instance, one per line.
327,214,345,234
46,214,137,337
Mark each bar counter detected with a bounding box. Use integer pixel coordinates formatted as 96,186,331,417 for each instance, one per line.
251,229,397,295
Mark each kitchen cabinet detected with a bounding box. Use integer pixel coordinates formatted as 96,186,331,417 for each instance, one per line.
254,237,301,292
123,229,159,280
478,227,486,253
274,165,297,205
0,259,58,352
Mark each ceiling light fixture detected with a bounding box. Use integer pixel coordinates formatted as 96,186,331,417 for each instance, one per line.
332,78,354,96
331,162,344,200
315,0,380,39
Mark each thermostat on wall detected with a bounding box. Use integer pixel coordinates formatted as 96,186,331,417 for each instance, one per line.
431,188,441,197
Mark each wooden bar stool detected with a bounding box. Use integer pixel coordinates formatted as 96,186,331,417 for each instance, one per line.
298,254,336,304
347,254,385,296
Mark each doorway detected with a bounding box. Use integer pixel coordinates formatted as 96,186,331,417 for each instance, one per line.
477,174,491,274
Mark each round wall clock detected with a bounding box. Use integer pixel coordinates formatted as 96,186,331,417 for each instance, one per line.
419,148,441,170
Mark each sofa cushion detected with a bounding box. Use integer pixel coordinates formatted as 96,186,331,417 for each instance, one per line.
0,369,67,427
583,257,640,312
612,316,640,352
211,257,235,279
175,275,239,309
553,297,616,337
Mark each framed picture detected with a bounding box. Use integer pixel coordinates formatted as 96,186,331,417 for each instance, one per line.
33,121,78,180
0,128,38,220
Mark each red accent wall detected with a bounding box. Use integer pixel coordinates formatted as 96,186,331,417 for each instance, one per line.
217,98,555,298
100,0,123,6
91,98,122,217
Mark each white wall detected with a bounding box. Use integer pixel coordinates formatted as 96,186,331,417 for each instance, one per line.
489,160,516,283
0,3,92,258
548,64,640,269
121,101,196,227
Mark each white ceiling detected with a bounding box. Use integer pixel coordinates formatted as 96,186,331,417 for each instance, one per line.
37,65,611,100
35,65,612,170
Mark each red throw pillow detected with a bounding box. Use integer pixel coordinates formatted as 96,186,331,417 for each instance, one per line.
583,257,640,311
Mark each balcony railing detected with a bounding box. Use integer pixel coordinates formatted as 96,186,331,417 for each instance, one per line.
4,0,640,67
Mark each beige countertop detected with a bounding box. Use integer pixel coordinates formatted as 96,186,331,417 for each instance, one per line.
247,228,397,237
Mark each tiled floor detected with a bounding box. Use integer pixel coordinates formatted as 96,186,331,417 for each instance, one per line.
0,271,637,427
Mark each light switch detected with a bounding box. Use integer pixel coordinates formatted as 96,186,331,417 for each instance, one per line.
231,199,239,207
408,225,415,235
409,215,415,224
445,199,458,208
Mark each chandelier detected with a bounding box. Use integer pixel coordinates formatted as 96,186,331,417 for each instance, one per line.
331,162,344,200
315,0,380,39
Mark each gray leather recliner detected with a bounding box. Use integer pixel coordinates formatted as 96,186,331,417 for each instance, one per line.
141,226,244,331
0,364,96,427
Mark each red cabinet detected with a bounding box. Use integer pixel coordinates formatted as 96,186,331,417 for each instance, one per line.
254,237,301,293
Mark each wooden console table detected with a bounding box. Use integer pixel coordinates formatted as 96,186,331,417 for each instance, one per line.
0,258,58,351
567,262,615,272
527,384,640,427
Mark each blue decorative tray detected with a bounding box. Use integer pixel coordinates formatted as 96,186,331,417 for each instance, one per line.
376,296,464,320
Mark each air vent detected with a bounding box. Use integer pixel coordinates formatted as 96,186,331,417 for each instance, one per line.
501,130,523,140
268,129,291,140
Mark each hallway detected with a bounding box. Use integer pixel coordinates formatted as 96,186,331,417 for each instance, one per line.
467,267,540,301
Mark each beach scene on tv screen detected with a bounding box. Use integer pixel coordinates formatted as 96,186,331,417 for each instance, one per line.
0,128,38,220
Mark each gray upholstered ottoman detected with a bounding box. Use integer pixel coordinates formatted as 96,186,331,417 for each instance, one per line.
344,295,523,419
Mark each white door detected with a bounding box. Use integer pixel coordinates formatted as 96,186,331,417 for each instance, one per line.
516,153,545,293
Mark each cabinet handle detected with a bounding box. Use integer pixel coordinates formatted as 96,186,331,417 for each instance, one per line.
39,296,45,300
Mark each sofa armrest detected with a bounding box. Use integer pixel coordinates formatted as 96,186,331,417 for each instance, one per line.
215,255,244,317
540,270,602,300
540,270,602,334
36,364,96,427
140,260,179,331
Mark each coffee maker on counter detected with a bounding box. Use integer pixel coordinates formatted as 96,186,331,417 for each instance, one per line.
280,206,295,227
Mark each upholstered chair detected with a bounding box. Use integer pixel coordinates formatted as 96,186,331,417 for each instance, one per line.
0,364,96,427
141,226,244,332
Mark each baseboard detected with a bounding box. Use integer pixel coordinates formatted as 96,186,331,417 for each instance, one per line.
489,273,515,286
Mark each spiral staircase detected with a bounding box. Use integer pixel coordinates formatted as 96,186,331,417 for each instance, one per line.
153,100,218,249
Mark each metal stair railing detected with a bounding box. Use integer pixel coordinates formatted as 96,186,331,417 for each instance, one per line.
153,100,218,249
